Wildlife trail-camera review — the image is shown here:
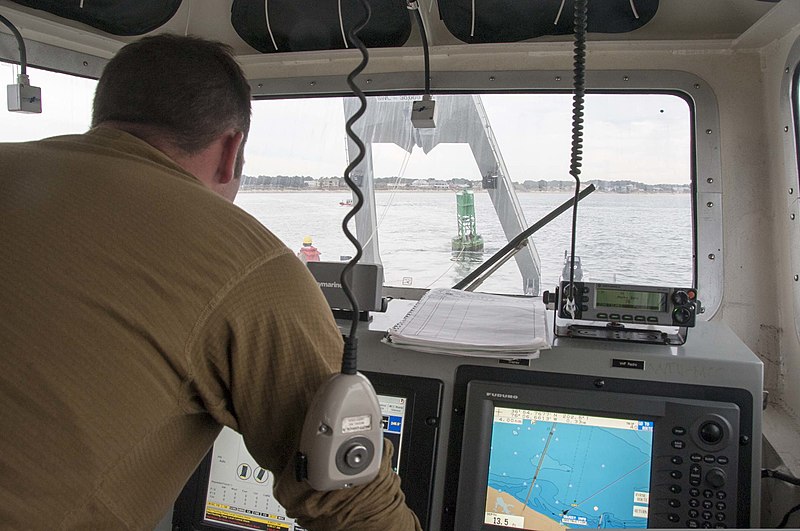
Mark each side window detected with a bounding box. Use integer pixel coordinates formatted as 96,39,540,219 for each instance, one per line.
237,92,693,295
0,62,96,141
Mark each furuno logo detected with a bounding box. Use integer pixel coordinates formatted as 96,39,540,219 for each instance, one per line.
318,281,341,289
486,392,518,400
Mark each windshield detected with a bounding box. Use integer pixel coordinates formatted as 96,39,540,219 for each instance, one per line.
238,92,693,295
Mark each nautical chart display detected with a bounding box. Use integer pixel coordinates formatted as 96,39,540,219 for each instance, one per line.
483,406,654,530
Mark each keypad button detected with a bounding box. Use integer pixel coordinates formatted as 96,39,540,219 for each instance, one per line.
691,453,703,462
687,520,699,528
690,488,700,497
715,513,726,522
689,499,700,508
671,470,683,479
702,511,713,520
702,500,713,509
717,456,729,465
668,513,680,523
673,440,686,449
716,502,726,511
703,490,714,499
714,524,727,529
689,509,700,518
669,499,681,508
704,455,716,464
673,426,687,436
716,491,727,500
672,456,684,465
670,484,682,494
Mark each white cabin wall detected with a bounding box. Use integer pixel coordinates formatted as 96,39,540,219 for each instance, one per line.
761,22,800,476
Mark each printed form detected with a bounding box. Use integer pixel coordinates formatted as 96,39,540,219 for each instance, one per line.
384,288,550,358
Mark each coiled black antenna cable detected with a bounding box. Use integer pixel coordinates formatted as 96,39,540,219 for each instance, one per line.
339,0,371,375
407,1,431,96
0,14,27,75
565,0,588,315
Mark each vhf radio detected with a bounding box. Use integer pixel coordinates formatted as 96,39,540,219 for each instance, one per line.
544,281,701,345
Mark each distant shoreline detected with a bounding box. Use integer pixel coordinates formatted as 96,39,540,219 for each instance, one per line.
238,188,690,194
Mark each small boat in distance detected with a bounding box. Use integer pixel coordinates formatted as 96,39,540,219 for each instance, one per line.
339,198,353,206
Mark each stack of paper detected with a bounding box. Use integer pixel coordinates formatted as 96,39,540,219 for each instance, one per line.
383,288,549,359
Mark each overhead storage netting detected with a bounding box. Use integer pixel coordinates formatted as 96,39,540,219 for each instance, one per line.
437,0,658,44
231,0,412,53
7,0,182,36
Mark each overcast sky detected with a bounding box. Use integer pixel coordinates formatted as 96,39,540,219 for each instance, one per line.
2,62,691,184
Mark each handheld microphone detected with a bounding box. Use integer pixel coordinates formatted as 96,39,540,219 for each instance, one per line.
296,372,383,490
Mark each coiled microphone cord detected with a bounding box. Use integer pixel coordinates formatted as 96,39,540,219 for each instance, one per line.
340,0,371,375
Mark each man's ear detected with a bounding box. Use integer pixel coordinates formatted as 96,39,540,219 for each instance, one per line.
216,130,245,185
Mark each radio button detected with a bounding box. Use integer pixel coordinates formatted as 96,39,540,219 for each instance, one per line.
634,315,646,322
622,314,633,321
610,313,620,320
596,312,608,319
647,316,659,322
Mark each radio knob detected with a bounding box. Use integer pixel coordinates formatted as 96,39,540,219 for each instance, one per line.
672,290,689,306
705,468,726,488
673,307,692,324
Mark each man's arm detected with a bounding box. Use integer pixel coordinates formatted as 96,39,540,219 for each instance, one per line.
187,251,421,530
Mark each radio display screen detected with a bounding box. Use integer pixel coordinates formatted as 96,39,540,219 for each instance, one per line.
595,288,666,312
483,406,654,530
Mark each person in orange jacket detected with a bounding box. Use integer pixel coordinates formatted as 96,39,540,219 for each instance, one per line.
297,235,321,262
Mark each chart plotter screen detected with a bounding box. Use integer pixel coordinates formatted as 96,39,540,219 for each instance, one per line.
483,406,654,530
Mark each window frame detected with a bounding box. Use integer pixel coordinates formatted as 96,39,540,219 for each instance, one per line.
250,69,720,319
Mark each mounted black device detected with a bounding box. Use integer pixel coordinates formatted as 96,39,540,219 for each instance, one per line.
543,281,701,345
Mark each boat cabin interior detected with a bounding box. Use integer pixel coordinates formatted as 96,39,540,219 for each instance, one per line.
2,0,800,529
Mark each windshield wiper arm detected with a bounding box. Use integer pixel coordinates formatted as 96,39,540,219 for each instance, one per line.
452,184,596,292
